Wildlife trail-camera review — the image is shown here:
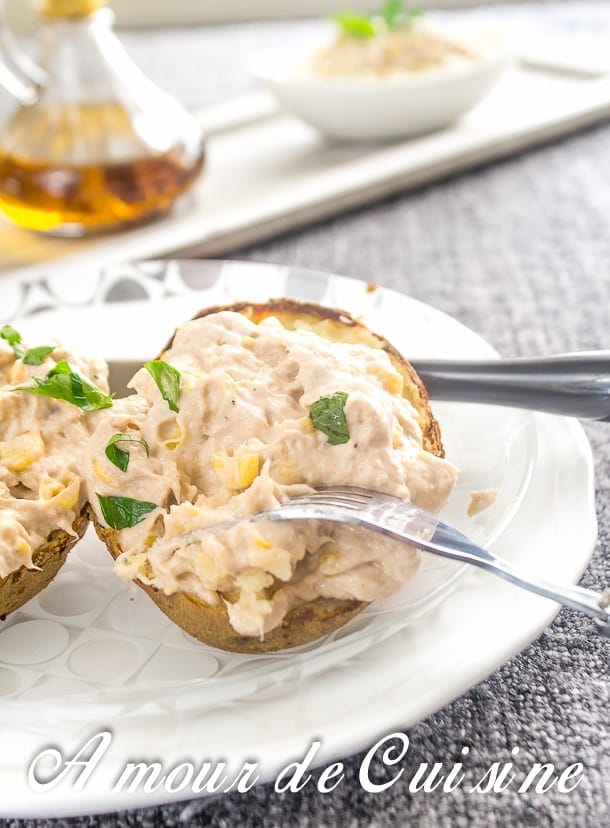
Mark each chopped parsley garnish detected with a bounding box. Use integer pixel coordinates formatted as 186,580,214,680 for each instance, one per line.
331,1,422,38
309,391,350,445
1,324,55,366
1,325,22,351
105,433,150,473
144,360,181,413
380,0,422,29
330,11,376,38
15,360,113,411
96,494,157,530
22,346,57,366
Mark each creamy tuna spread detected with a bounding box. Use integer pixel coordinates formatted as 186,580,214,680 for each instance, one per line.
86,311,458,638
0,334,109,580
468,488,498,518
311,20,478,78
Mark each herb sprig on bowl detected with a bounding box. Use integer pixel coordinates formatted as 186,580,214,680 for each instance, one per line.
331,0,422,39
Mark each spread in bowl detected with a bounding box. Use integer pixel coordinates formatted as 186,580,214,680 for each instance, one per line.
312,8,479,78
250,3,510,141
87,301,458,652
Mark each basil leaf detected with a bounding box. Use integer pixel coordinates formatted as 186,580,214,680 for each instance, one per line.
144,360,181,413
22,345,56,366
15,360,113,411
309,391,350,445
97,494,157,530
330,11,376,38
105,433,150,473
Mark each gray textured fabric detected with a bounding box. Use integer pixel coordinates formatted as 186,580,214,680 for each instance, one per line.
6,2,610,826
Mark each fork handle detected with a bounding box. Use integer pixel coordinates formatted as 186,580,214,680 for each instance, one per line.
411,352,610,420
274,502,610,635
419,526,610,635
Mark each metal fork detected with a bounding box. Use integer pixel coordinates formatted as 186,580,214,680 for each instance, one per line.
166,487,610,635
107,352,610,419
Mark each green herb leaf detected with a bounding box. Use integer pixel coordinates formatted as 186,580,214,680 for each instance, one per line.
1,324,23,356
22,346,56,366
105,433,150,473
309,391,350,445
379,0,422,29
379,0,403,27
330,2,422,37
144,360,181,413
97,493,157,530
15,360,113,411
330,11,376,37
1,324,55,365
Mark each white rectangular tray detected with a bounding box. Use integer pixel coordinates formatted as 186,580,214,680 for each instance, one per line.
1,52,609,287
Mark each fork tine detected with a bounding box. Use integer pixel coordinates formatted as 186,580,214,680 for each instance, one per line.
308,493,367,504
167,485,610,634
317,486,375,501
293,487,375,505
290,493,365,510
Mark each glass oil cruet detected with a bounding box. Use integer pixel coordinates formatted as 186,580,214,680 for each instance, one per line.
0,0,204,235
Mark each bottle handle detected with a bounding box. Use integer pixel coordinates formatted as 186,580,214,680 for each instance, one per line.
0,0,44,105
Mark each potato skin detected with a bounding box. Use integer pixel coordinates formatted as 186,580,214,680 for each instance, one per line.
0,510,88,619
97,517,364,652
96,299,445,653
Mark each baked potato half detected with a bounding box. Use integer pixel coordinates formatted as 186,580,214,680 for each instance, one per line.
90,299,454,653
0,512,88,618
0,330,111,618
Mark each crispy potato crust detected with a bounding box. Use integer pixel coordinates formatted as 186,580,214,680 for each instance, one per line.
96,299,445,653
0,510,88,619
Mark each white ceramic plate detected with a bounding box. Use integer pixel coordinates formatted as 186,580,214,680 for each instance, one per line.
250,28,511,140
0,261,596,818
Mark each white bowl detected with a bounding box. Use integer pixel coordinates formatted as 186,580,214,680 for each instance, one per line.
250,35,512,141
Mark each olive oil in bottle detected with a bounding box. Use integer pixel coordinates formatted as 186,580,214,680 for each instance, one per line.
0,1,204,236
